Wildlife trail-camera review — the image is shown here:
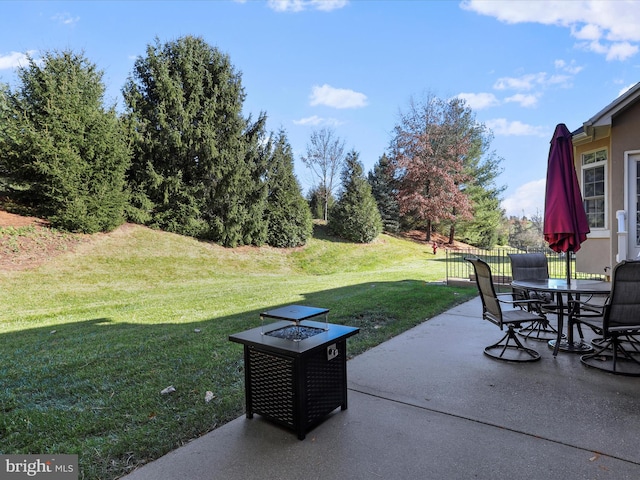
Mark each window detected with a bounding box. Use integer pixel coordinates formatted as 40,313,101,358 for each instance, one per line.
582,149,607,229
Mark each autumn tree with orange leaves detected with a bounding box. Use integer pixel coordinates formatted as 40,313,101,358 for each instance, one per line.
390,94,490,243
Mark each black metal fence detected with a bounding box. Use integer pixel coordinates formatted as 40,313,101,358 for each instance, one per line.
446,247,606,286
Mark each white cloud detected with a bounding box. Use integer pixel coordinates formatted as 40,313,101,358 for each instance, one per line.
618,83,637,97
476,60,580,112
504,93,538,108
268,0,304,12
485,118,547,137
466,59,580,112
310,0,348,12
554,59,566,69
51,12,80,26
293,115,343,127
461,0,581,24
461,0,640,62
604,41,638,61
309,84,367,109
268,0,347,12
501,178,546,218
493,73,546,91
456,92,499,109
494,72,573,92
554,59,583,75
571,23,602,41
0,51,33,70
575,37,638,61
547,74,572,86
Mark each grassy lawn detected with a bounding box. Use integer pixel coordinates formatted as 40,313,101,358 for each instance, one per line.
0,223,477,479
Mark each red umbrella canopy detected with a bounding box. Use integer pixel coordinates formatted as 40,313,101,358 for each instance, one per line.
543,123,590,253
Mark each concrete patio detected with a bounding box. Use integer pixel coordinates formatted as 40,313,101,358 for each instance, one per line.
121,297,640,480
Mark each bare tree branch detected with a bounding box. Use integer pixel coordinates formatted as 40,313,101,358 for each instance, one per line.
301,128,346,221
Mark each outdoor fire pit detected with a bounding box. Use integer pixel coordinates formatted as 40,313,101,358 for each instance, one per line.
229,305,359,440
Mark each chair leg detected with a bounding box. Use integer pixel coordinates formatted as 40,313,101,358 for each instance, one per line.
592,334,640,352
625,335,640,354
581,336,640,376
576,323,585,340
518,316,563,342
484,325,540,362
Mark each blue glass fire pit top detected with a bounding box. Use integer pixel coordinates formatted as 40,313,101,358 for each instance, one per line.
265,325,325,342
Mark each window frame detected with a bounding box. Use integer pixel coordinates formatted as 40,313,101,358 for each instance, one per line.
581,147,608,232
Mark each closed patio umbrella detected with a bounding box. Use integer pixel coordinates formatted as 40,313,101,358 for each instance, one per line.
543,123,590,284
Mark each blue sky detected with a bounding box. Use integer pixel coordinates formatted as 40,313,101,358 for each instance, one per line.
2,0,640,218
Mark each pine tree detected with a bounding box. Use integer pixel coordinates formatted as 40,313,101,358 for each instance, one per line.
307,186,334,220
1,50,130,233
451,131,506,248
0,83,11,182
328,150,382,243
264,131,313,247
368,153,399,233
123,35,267,246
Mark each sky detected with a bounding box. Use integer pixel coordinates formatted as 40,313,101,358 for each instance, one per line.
2,0,640,218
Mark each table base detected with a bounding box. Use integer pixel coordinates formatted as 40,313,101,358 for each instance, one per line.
548,339,594,354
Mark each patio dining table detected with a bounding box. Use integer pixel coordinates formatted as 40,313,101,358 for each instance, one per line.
511,278,610,356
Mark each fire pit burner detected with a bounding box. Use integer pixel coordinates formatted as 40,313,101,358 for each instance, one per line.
265,325,325,341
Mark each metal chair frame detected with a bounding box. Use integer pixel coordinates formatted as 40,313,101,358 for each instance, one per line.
581,260,640,376
466,256,541,363
508,253,562,342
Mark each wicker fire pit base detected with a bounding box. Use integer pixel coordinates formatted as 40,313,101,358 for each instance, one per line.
230,312,358,439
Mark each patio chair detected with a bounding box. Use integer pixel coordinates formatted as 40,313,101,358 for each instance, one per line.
567,293,607,346
465,256,541,362
508,253,561,341
580,260,640,376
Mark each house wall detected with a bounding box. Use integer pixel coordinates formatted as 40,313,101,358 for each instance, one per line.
611,101,640,261
573,100,640,276
611,101,640,201
574,135,611,275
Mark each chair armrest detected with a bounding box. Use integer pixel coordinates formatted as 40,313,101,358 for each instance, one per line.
568,295,608,320
497,296,541,308
570,300,605,317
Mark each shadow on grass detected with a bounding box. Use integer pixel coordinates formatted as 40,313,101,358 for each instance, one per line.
309,221,353,244
0,280,476,480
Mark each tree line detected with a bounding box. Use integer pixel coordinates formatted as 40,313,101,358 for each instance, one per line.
0,35,507,249
307,96,506,249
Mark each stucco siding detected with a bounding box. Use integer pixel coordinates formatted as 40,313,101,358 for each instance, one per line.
575,237,611,277
573,136,611,274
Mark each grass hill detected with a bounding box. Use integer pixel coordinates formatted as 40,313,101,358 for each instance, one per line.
0,214,476,479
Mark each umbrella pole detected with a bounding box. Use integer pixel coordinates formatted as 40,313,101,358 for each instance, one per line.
566,250,572,284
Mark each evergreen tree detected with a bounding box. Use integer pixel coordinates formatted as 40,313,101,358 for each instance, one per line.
307,186,334,220
0,83,12,184
123,35,267,246
328,150,382,243
235,116,269,246
368,153,399,233
508,214,545,249
452,132,506,248
0,50,130,233
264,130,313,247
